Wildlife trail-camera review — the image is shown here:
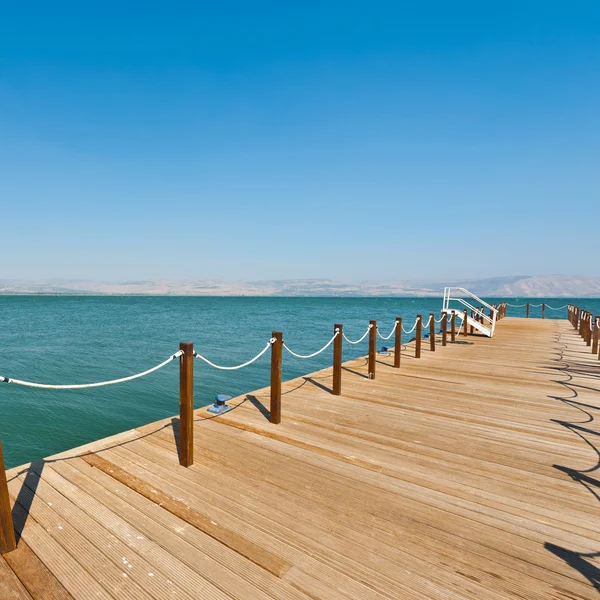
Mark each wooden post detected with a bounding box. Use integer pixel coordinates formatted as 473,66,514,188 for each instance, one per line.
463,309,468,337
415,315,422,358
587,314,592,344
0,441,16,555
469,310,474,334
441,313,447,347
592,316,599,355
368,320,377,379
179,342,194,468
451,311,456,342
333,324,343,395
542,303,545,319
584,314,589,344
586,315,592,346
526,303,530,318
270,332,282,423
394,317,402,368
429,312,435,351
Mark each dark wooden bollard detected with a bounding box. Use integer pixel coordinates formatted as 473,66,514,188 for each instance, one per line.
429,312,435,351
542,303,545,319
270,332,283,423
179,342,194,468
368,320,377,379
586,315,592,346
526,303,530,318
415,315,422,358
333,324,343,395
470,310,474,334
451,311,456,342
592,317,599,355
394,317,402,368
463,309,469,337
0,441,16,554
441,313,447,346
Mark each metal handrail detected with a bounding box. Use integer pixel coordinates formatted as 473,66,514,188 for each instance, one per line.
445,298,493,324
443,287,498,337
445,287,498,313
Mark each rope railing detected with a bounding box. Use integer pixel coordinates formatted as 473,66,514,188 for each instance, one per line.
283,330,339,359
567,304,599,358
402,319,419,334
376,322,397,340
505,301,569,319
507,302,568,310
194,339,274,370
0,350,183,389
342,324,373,345
0,296,519,553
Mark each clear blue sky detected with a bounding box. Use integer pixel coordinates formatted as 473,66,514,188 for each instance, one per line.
1,1,598,282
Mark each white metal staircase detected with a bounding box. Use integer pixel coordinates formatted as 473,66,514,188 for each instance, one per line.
442,287,498,337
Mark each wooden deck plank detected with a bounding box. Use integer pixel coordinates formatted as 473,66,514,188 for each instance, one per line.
0,556,33,600
140,415,599,591
81,453,292,578
116,429,597,600
3,541,74,600
95,445,503,600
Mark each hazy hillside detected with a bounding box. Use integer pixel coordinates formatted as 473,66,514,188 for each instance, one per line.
1,275,599,297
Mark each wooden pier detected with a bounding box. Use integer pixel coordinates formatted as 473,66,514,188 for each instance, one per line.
1,316,599,599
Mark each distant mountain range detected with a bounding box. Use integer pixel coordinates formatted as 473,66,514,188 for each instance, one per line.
1,275,599,297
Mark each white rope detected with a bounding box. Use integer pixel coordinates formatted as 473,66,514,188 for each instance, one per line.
506,303,526,308
1,351,183,390
194,339,274,370
422,315,432,327
283,330,339,359
546,304,568,310
376,322,397,340
402,319,418,334
342,324,373,345
434,315,445,324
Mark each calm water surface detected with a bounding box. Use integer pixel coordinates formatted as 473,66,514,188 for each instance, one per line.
0,295,596,468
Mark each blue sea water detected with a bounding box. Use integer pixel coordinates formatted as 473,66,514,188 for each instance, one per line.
0,295,597,469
